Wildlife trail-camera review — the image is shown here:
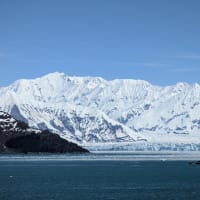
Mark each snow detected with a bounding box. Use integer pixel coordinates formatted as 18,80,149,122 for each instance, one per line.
0,72,200,150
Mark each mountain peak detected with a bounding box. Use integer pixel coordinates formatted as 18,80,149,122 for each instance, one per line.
40,71,66,80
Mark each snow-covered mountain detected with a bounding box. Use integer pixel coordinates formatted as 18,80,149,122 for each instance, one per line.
0,72,200,150
0,111,88,153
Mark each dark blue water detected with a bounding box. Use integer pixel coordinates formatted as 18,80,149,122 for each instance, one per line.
0,156,200,200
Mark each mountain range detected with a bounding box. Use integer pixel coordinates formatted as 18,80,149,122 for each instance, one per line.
0,72,200,151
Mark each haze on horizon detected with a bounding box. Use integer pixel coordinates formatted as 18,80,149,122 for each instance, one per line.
0,0,200,86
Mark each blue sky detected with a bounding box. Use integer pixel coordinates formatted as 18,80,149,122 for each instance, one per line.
0,0,200,86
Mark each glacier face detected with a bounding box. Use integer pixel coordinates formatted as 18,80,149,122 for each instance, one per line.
0,72,200,150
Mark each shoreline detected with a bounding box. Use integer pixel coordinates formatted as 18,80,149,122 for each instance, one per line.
0,151,200,162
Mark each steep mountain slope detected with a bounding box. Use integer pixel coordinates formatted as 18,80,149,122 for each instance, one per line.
0,72,200,150
0,111,88,153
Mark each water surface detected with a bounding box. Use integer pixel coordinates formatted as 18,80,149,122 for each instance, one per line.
0,153,200,200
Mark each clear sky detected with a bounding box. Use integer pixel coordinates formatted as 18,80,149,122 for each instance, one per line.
0,0,200,86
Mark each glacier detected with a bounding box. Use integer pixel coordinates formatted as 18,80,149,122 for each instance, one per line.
0,72,200,151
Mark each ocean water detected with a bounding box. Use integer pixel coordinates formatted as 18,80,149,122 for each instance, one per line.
0,153,200,200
